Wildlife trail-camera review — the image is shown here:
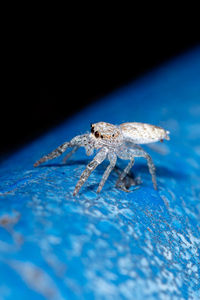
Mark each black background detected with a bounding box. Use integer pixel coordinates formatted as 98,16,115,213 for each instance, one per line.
1,22,199,157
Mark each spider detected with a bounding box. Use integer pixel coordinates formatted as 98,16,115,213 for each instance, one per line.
34,122,170,195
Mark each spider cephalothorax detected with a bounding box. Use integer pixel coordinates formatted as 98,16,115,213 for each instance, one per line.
34,121,170,195
91,122,123,147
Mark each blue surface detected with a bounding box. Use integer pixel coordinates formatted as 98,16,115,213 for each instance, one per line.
0,47,200,300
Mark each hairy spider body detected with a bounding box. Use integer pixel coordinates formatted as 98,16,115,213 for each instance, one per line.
34,122,170,195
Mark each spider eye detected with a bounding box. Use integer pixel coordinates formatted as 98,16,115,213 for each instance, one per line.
91,127,94,133
95,131,99,138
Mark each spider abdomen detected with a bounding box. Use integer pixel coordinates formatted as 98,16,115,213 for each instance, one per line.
120,122,170,144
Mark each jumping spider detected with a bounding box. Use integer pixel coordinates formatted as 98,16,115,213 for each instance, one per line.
34,122,170,195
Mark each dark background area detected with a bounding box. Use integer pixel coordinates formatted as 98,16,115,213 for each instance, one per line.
1,31,199,157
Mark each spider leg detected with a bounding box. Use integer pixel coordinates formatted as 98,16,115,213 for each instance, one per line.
73,148,108,196
118,158,135,182
132,147,157,190
117,144,157,190
116,158,135,192
63,146,79,163
34,134,90,167
97,153,117,193
34,141,70,167
142,152,157,190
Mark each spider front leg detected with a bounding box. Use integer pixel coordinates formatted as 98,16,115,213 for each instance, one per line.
34,134,90,167
97,153,117,193
73,148,108,196
63,146,79,163
34,141,70,167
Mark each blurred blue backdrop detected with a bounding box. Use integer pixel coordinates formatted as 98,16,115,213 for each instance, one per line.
0,47,200,299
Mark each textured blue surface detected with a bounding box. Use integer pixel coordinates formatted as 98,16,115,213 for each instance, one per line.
0,47,200,300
